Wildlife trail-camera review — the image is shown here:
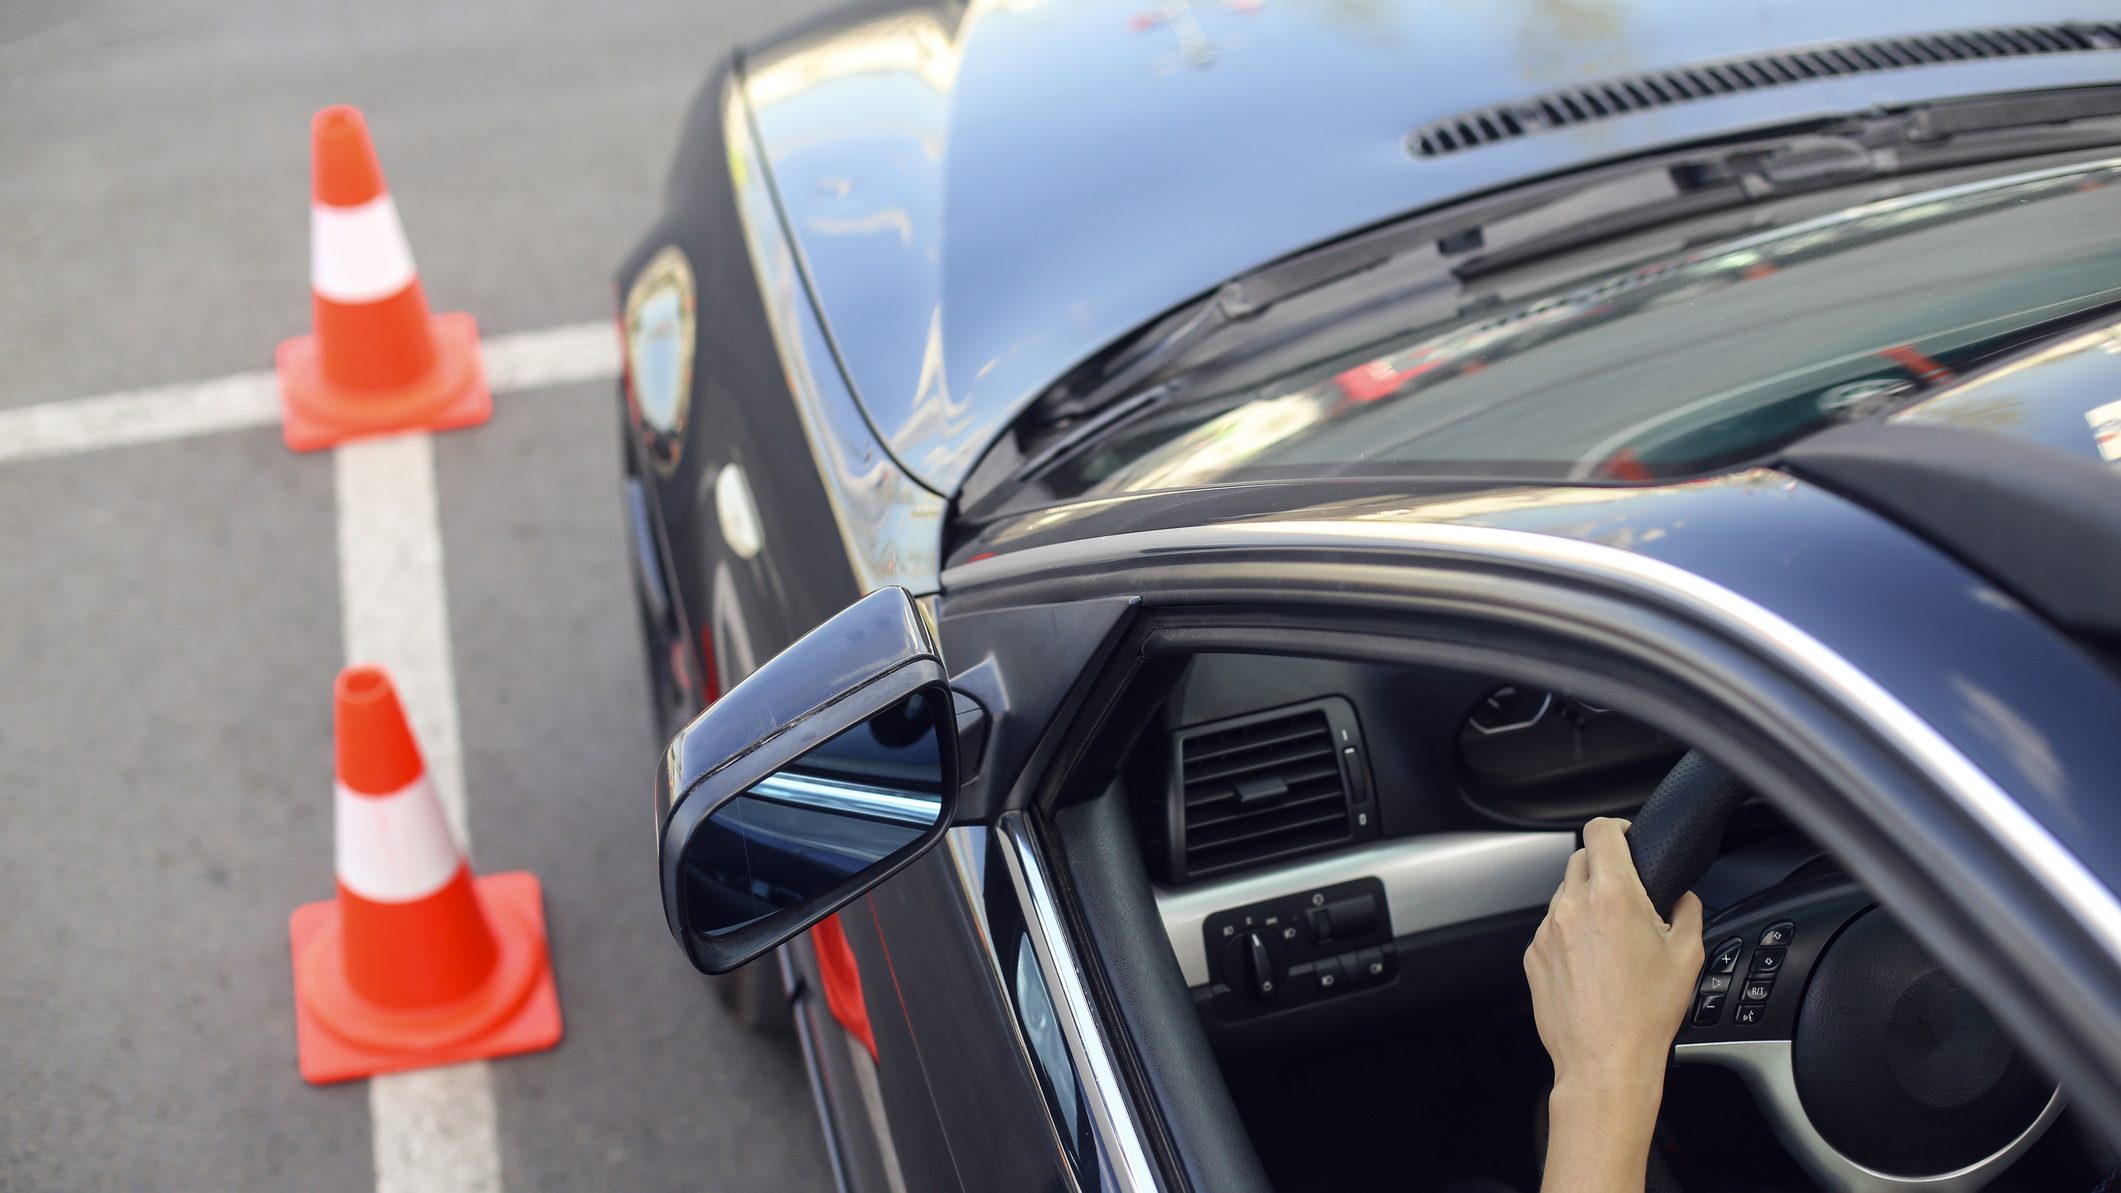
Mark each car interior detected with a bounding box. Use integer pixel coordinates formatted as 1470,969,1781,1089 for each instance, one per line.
1050,649,2118,1193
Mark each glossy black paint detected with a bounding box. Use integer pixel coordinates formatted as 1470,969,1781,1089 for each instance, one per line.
1785,419,2121,643
942,595,1139,823
619,62,866,720
863,843,1086,1192
657,587,957,974
742,0,2121,495
623,62,988,1188
1899,312,2121,461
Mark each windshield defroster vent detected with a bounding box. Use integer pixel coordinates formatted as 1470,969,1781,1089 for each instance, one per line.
1411,22,2121,158
1169,697,1376,881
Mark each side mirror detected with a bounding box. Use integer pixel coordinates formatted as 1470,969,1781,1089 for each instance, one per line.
655,587,957,974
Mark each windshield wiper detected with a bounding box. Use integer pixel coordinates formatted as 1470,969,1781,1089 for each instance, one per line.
1019,87,2121,439
1462,88,2121,276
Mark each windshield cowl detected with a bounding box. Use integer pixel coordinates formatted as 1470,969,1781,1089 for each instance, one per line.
989,153,2121,513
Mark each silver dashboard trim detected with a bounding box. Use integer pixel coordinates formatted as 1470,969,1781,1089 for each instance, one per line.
1155,831,1575,988
1674,1039,2063,1192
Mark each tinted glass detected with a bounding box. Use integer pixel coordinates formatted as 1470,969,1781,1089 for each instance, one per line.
1033,157,2121,495
682,690,946,938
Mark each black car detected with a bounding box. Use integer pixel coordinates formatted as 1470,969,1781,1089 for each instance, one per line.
616,5,2121,1189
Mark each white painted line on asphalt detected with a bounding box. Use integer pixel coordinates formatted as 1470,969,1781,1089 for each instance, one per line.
0,320,618,465
337,434,471,847
369,1066,504,1193
478,320,620,395
336,432,501,1193
0,371,281,465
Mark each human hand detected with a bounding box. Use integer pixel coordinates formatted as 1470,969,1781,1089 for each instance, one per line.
1526,816,1703,1095
1525,817,1703,1192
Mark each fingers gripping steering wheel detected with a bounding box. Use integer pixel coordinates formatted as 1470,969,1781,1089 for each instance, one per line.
1623,752,2062,1192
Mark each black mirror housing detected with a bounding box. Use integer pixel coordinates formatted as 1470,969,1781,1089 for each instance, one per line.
655,587,958,974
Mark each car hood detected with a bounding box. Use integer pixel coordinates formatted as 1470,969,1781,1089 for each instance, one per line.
739,0,2121,496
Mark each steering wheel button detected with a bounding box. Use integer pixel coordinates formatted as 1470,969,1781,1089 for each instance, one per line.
1732,1003,1764,1026
1709,937,1744,974
1759,920,1794,947
1749,946,1786,974
1691,992,1726,1026
1698,973,1732,995
1740,978,1773,1002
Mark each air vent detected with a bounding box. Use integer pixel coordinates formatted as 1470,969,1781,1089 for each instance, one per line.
1411,22,2121,158
1171,698,1374,879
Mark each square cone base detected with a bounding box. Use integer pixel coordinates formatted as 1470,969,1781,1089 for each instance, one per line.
288,870,562,1084
275,311,492,453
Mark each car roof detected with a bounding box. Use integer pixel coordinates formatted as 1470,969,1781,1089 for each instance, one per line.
739,1,2121,496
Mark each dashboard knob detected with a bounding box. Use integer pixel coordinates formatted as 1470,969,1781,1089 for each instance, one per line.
1221,929,1284,1001
1238,929,1272,993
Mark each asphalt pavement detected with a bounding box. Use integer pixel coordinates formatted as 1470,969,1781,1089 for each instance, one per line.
2,2,837,1190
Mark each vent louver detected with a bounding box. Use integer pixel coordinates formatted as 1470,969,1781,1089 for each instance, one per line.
1411,23,2121,158
1175,702,1359,878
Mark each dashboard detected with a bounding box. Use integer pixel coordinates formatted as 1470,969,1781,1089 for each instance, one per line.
1114,656,2086,1193
1130,652,1687,1035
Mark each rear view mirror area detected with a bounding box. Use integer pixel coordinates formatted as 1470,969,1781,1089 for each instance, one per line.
682,691,947,941
656,587,958,974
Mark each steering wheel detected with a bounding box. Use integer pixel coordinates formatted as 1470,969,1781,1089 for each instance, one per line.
1624,752,2062,1192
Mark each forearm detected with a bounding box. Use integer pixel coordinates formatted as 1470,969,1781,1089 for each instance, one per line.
1539,1076,1662,1193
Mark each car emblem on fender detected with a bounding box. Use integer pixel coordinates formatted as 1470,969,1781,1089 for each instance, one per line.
624,245,697,476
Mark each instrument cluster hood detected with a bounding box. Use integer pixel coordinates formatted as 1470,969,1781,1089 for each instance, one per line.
739,0,2121,495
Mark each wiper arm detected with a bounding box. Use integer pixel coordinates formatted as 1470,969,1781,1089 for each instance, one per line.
1027,86,2121,429
1464,88,2121,276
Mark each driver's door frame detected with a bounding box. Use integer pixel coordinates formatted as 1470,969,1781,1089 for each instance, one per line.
927,508,2121,1192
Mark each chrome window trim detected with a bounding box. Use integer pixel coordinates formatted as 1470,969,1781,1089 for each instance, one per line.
1154,831,1574,987
992,811,1162,1193
1674,1040,2064,1191
944,518,2121,976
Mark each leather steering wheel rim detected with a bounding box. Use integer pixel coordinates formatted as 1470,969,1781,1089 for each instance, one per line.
1625,748,1754,920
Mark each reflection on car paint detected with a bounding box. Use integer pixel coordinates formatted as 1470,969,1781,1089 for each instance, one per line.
1898,314,2121,464
1013,932,1085,1159
622,245,698,476
680,688,948,940
750,771,945,828
722,82,948,594
941,822,1146,1192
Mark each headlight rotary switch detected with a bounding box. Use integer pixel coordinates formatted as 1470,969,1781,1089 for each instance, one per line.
1222,928,1287,1000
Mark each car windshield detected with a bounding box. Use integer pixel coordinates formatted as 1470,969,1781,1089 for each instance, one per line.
1029,155,2121,500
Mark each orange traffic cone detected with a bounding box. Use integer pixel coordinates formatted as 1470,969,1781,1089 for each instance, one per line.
274,106,491,452
288,665,561,1083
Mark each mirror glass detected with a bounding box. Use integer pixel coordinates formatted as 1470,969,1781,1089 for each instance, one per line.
681,689,947,939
